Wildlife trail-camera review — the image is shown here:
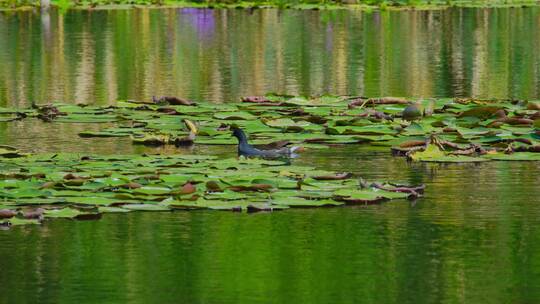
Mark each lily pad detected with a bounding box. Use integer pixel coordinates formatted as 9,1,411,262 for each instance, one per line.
0,150,420,223
334,188,410,200
121,204,171,211
44,207,84,218
98,206,133,213
0,96,536,159
213,111,255,120
1,217,41,226
408,145,489,163
270,197,343,207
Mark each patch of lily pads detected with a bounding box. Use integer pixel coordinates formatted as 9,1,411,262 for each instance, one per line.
0,152,423,228
0,94,538,163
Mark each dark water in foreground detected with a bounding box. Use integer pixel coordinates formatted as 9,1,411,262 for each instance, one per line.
1,146,540,303
1,7,540,304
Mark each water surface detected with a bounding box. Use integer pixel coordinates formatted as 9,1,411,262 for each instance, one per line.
1,7,540,106
1,7,540,304
1,147,540,303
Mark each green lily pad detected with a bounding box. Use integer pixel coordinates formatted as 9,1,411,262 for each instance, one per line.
333,188,410,200
459,106,502,119
43,207,84,218
1,96,537,159
1,217,41,226
65,196,127,206
98,206,133,213
0,147,27,158
270,197,343,207
55,114,119,123
213,111,255,120
408,145,489,163
133,186,171,196
121,204,171,211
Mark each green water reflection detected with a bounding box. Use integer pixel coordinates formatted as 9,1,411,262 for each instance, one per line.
1,147,539,303
1,7,540,106
1,7,540,304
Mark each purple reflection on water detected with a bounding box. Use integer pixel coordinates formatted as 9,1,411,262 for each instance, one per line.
373,11,381,26
179,8,216,40
325,23,333,52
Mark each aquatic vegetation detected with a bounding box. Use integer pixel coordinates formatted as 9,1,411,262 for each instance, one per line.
0,152,422,228
2,0,539,10
3,94,539,163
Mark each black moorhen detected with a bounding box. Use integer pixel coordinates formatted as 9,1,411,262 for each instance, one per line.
231,127,300,158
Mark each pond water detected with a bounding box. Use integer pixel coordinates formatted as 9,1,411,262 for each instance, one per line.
1,7,540,304
1,7,540,106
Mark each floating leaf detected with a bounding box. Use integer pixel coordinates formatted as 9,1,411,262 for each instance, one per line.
213,111,255,120
459,106,503,119
408,144,445,161
333,188,410,203
121,204,170,211
1,217,41,226
44,207,84,218
270,197,343,207
408,145,489,163
98,206,132,213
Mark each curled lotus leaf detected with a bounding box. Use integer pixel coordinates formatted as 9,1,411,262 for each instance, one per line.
131,134,170,146
312,172,353,180
121,204,171,211
98,206,132,213
0,147,27,158
246,204,289,212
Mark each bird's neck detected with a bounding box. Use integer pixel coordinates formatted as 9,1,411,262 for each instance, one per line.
235,133,248,145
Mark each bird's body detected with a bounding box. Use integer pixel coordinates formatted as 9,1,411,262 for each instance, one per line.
232,128,299,158
402,102,423,122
